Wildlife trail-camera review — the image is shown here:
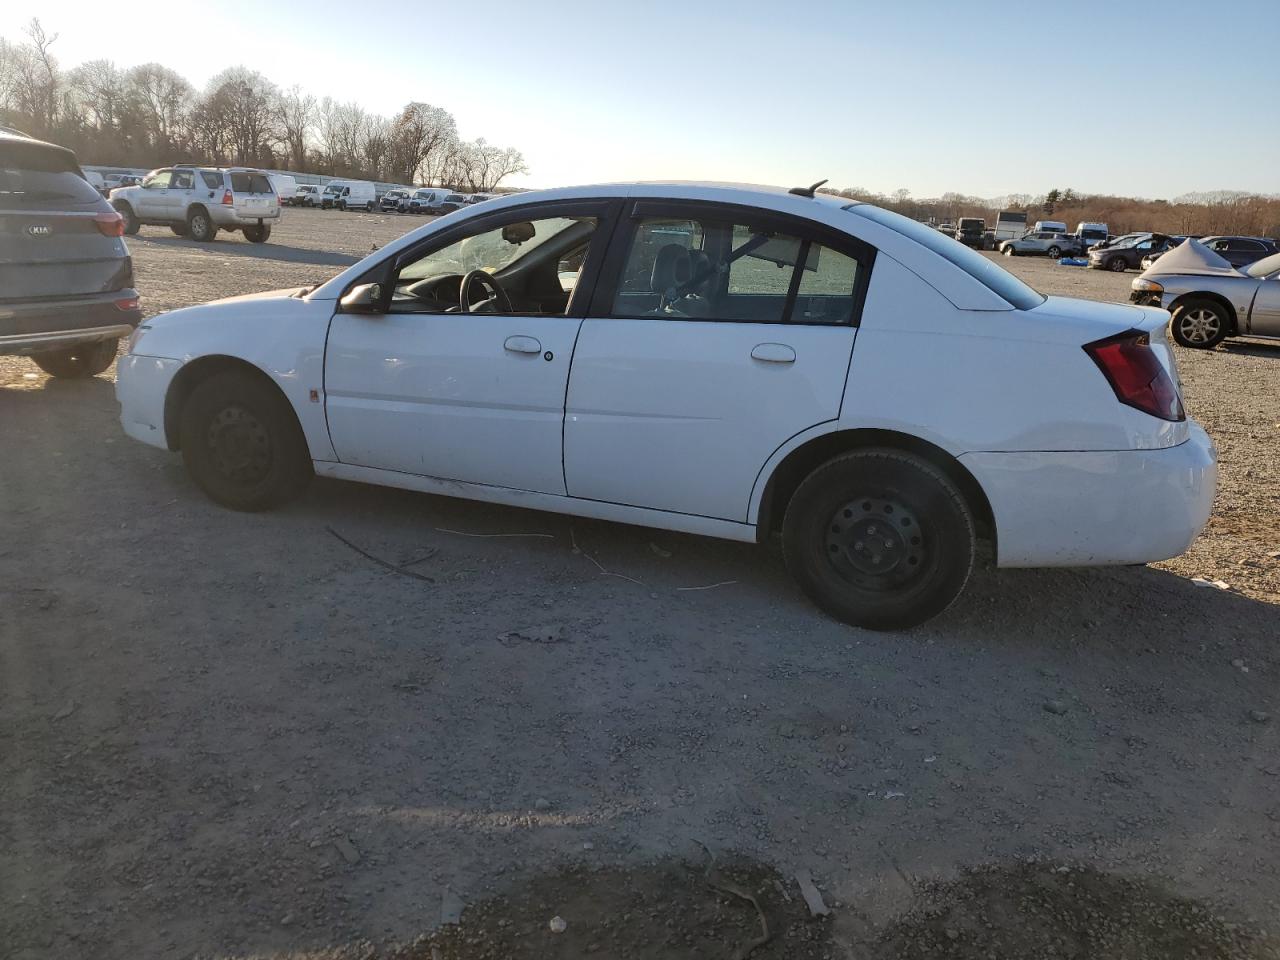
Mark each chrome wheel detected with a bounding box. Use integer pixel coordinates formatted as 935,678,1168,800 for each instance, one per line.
1177,308,1222,345
824,497,927,590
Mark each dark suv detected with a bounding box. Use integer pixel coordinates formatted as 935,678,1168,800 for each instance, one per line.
954,217,985,248
1198,236,1278,268
0,131,142,377
1087,233,1177,272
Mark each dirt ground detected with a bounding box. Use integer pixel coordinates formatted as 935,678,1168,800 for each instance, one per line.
2,209,1279,960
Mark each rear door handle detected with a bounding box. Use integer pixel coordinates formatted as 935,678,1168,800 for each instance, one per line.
751,343,796,364
504,335,542,354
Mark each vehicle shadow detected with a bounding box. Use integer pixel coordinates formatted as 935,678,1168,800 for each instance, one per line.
294,474,1280,659
1219,338,1280,359
131,234,359,268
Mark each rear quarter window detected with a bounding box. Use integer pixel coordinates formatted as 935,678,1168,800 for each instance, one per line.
200,171,223,189
0,141,100,209
846,203,1045,310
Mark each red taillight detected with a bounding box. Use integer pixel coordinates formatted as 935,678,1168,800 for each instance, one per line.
221,190,234,205
94,211,125,237
113,295,140,311
1084,330,1185,422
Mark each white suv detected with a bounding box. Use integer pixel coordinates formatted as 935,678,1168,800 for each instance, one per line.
110,166,280,242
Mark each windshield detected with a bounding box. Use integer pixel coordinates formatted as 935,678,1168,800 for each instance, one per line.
847,204,1044,310
323,185,341,195
1246,252,1280,278
400,216,589,282
1081,229,1107,240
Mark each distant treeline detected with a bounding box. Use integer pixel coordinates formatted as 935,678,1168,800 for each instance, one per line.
0,19,526,192
820,185,1280,240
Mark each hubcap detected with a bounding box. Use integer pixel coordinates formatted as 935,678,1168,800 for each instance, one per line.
824,497,927,588
1179,308,1220,344
207,405,271,483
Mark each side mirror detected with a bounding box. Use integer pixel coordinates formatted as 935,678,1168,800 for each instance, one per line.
341,282,383,314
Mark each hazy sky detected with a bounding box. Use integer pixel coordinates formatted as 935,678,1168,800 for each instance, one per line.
4,0,1277,197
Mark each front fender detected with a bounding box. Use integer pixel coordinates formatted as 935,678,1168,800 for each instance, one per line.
134,293,336,461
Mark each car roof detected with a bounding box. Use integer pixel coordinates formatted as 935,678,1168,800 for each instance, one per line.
310,181,1016,311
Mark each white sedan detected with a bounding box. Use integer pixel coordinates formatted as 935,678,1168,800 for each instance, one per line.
117,182,1216,630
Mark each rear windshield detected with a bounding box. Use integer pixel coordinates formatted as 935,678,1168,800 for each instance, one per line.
1081,229,1107,239
231,172,274,194
0,141,100,210
845,203,1045,310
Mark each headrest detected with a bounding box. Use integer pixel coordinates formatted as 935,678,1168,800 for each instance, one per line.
651,243,692,293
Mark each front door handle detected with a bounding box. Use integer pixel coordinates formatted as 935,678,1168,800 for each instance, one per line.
504,335,542,355
751,343,796,364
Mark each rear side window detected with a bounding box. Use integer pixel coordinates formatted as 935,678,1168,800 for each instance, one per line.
231,172,274,194
611,215,862,325
200,171,222,189
0,141,99,209
846,203,1045,310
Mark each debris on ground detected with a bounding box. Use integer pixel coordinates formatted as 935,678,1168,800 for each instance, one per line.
794,870,830,917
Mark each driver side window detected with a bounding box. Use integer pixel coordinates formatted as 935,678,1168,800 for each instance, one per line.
390,214,600,316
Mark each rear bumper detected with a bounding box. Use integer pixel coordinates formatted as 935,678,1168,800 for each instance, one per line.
0,291,141,356
212,209,281,227
116,354,183,450
960,424,1217,567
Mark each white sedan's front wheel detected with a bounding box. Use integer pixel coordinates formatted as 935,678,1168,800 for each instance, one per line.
179,370,312,511
782,450,976,631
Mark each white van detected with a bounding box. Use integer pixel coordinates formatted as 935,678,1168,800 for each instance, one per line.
1032,220,1067,235
321,180,376,212
294,184,323,207
1073,222,1110,249
408,187,450,214
268,173,297,205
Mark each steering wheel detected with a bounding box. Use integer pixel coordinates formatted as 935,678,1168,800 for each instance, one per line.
459,270,513,314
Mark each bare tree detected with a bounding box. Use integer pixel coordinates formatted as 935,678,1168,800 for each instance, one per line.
205,67,277,165
389,101,457,184
126,63,193,153
275,85,314,170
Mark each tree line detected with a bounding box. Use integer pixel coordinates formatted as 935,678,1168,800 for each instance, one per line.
0,19,527,192
821,184,1280,240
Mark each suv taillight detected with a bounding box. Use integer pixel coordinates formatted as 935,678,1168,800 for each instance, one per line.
94,211,125,237
221,190,234,205
1084,330,1185,422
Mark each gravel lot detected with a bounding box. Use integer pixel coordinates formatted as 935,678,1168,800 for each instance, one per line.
2,209,1278,959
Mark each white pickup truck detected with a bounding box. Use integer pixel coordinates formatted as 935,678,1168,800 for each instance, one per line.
110,166,280,242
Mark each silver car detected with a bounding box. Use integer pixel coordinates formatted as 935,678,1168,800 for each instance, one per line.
999,230,1082,259
110,166,280,243
1130,239,1280,348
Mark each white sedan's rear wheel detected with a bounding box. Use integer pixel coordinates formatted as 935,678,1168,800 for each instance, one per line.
782,449,975,630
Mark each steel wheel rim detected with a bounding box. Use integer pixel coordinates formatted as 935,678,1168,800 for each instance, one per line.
824,497,927,590
207,405,271,483
1179,308,1220,344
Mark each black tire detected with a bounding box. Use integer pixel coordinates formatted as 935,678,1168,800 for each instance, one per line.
1106,256,1127,272
781,449,976,631
114,202,140,235
1170,298,1230,349
1003,245,1015,257
32,338,119,379
187,207,216,242
170,222,188,237
243,223,271,243
337,200,347,211
365,201,374,212
179,369,313,511
1047,245,1061,259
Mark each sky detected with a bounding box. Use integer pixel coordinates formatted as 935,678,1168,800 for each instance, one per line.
3,0,1277,198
